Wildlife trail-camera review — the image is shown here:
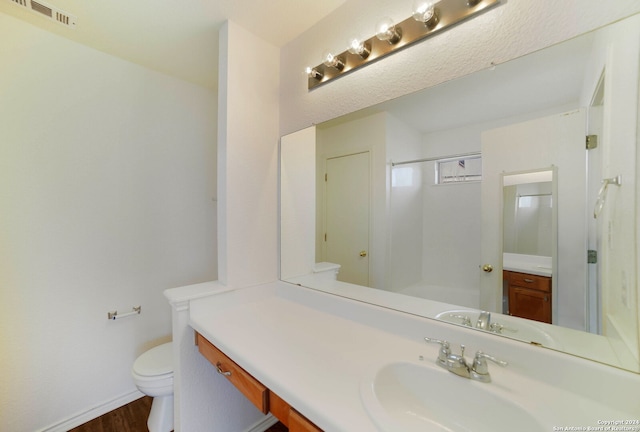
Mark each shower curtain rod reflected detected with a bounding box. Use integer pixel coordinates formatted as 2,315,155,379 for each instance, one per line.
517,193,552,198
390,151,481,167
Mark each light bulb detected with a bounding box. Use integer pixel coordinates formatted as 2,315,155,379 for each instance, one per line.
347,36,371,59
412,1,439,28
322,50,345,71
305,66,323,80
375,17,402,44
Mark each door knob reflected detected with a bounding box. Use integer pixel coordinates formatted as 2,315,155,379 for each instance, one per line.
482,264,493,273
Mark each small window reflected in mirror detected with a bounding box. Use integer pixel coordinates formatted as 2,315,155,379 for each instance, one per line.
392,166,415,187
435,155,482,184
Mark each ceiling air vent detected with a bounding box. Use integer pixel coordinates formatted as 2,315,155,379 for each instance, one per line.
6,0,77,28
30,0,52,17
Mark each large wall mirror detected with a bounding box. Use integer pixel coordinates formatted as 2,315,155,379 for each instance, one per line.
280,14,640,372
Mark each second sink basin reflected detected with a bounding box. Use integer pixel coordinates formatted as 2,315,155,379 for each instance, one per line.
435,309,563,350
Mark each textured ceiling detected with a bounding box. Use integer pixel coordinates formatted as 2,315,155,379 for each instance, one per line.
320,30,595,134
0,0,346,90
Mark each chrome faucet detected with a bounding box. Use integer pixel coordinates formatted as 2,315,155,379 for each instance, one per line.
424,338,507,383
447,312,517,335
475,311,491,330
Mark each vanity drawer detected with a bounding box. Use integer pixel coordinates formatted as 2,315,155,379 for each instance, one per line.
506,271,551,292
196,332,269,414
269,391,323,431
269,391,291,426
290,409,323,432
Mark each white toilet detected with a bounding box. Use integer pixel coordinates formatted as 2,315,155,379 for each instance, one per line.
132,342,174,432
313,262,341,281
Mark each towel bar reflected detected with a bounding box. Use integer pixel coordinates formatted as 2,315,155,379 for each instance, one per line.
593,175,621,219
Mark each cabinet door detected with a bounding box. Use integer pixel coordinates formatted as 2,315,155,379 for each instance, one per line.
509,286,551,323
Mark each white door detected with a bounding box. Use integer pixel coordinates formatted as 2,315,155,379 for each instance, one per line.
586,77,604,333
480,110,587,328
324,152,370,286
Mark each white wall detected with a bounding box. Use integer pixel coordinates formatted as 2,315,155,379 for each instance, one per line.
169,20,281,432
281,126,317,279
280,0,640,135
0,13,217,432
218,21,280,289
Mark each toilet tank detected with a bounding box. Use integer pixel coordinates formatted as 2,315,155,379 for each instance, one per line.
312,262,341,281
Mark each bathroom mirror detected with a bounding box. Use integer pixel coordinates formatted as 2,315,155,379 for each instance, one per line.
280,14,640,372
501,169,557,324
503,175,554,258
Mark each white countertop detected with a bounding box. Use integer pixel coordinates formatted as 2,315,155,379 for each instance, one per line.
187,281,640,431
503,253,553,277
189,282,395,431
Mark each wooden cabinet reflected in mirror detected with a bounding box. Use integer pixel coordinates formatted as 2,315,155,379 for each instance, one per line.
504,270,552,324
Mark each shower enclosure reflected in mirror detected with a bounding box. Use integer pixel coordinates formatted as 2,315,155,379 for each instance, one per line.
280,14,640,372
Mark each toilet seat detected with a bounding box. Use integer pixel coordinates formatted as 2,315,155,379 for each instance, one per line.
133,342,173,377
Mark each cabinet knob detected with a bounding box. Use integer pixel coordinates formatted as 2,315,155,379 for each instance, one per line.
359,250,367,257
482,264,493,273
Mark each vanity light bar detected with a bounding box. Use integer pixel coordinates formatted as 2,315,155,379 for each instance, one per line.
307,0,501,90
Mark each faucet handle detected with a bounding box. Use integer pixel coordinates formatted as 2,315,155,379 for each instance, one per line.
488,322,518,334
449,314,472,326
424,337,451,366
471,351,508,382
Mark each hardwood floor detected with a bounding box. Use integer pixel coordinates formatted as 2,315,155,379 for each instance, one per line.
69,397,152,432
68,396,288,431
266,421,289,432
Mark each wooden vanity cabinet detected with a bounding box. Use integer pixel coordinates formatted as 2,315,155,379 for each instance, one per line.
196,332,323,431
269,392,322,432
269,391,291,426
196,332,268,413
289,409,323,432
504,270,552,324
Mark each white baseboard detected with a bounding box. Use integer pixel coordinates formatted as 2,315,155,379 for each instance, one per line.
39,389,145,432
245,414,279,432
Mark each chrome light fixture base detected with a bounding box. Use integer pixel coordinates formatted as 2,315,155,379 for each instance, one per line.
307,0,501,90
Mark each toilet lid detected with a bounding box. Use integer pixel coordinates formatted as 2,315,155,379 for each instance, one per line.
133,342,173,377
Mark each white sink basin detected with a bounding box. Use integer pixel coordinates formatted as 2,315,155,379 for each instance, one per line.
435,309,563,350
361,361,546,432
